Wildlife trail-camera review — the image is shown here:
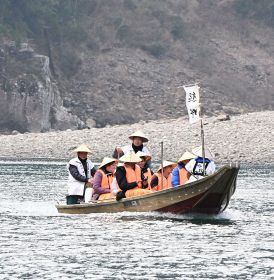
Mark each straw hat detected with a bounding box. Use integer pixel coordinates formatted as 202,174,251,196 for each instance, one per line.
178,151,196,163
128,130,149,143
73,144,92,153
119,151,142,163
192,146,213,159
99,157,118,169
136,151,152,161
157,160,176,172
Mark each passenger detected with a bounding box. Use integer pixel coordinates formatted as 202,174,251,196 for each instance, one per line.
172,151,196,187
66,144,96,205
113,130,150,159
150,161,176,191
185,146,216,183
136,151,153,189
115,151,152,200
93,157,118,201
110,163,124,195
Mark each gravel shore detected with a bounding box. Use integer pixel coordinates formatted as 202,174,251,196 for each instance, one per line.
0,111,273,165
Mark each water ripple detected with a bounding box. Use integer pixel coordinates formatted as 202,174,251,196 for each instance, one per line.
0,163,273,279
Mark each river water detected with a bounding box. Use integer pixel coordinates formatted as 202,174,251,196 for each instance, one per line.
0,160,273,280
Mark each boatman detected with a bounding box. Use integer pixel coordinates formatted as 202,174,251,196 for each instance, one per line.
113,130,150,159
185,146,216,183
66,144,96,205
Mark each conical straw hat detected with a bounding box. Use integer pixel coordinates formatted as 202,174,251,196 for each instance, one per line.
119,151,142,163
157,160,176,172
128,130,149,142
99,157,118,169
136,151,152,161
192,146,213,159
73,144,92,153
178,151,196,163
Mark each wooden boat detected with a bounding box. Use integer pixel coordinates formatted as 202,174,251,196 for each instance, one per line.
56,164,239,215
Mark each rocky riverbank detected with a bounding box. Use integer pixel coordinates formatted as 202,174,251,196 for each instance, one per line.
0,111,273,165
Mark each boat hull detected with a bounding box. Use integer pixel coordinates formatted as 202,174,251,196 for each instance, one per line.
56,165,239,215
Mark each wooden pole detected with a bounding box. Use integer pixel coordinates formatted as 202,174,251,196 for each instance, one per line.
200,119,206,176
160,141,164,190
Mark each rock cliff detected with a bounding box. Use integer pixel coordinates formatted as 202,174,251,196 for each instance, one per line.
0,42,84,133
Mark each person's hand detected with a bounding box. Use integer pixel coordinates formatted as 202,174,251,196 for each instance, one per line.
142,179,148,187
85,182,92,188
116,147,123,154
88,177,94,184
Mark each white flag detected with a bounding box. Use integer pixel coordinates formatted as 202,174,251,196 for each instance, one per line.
183,84,201,124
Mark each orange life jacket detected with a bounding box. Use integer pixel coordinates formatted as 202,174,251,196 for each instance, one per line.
179,168,190,185
97,169,116,201
117,164,153,198
153,172,172,191
98,169,114,189
124,164,142,188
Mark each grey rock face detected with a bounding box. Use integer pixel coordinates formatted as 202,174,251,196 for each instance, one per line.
0,43,82,132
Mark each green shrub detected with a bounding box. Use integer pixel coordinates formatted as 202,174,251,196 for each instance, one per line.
234,0,274,23
123,0,137,11
234,0,250,17
141,43,167,58
116,25,131,41
59,49,82,78
170,16,186,40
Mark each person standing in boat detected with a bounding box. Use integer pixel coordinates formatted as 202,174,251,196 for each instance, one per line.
150,161,176,191
66,144,96,205
92,157,118,201
115,151,152,200
172,151,196,187
113,130,150,159
136,151,153,189
185,146,216,183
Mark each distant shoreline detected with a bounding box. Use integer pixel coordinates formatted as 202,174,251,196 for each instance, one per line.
0,158,273,169
0,111,273,166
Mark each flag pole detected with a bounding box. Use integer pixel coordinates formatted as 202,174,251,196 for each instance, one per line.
200,118,206,176
182,83,206,176
200,87,206,176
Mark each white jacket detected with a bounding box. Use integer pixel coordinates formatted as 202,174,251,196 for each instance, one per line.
67,157,94,196
185,158,216,183
121,145,150,155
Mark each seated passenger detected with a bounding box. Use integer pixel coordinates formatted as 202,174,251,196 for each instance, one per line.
93,157,118,201
66,144,96,205
115,151,152,200
136,151,153,189
185,146,216,183
150,161,176,191
113,130,150,159
172,151,196,187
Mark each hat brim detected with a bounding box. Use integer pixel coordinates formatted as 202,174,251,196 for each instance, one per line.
73,149,92,153
157,163,176,173
99,160,118,169
129,136,148,143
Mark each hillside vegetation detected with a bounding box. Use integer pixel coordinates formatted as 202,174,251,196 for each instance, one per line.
0,0,274,130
